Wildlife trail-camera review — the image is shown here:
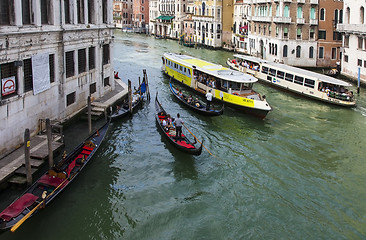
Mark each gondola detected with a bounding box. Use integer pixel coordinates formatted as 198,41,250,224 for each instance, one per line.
110,93,143,122
155,93,203,155
169,81,224,116
0,120,110,232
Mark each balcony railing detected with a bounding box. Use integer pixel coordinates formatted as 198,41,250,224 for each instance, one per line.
273,16,291,24
309,19,318,25
309,0,318,4
297,18,305,24
297,0,305,3
337,24,366,34
252,16,272,23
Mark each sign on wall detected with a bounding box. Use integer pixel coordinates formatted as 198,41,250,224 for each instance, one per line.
32,53,50,95
2,76,16,96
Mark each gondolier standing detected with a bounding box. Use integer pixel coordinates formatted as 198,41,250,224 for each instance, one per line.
174,113,184,142
205,90,213,110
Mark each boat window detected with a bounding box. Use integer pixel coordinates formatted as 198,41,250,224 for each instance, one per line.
294,76,304,85
304,78,315,88
188,69,191,75
285,73,294,82
269,68,276,77
267,76,272,81
180,66,183,71
262,66,268,74
276,71,284,79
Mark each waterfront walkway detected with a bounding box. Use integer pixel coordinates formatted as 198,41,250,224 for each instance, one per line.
0,79,128,187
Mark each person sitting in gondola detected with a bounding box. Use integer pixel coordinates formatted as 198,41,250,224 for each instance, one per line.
187,95,193,104
178,90,183,98
162,119,169,132
194,98,201,108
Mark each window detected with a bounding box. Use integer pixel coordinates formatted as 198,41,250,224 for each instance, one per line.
269,68,276,77
22,0,32,25
318,30,326,40
297,7,303,18
276,5,279,16
296,46,301,58
262,66,268,74
277,71,284,79
0,0,14,25
310,7,315,19
333,32,342,41
23,59,33,92
104,77,110,87
78,49,86,73
297,28,301,39
285,73,293,82
358,59,362,66
320,8,325,21
283,27,288,38
64,0,71,24
334,9,339,23
0,62,18,98
364,60,366,68
66,92,76,106
319,47,324,58
49,54,55,83
90,83,96,94
88,0,95,24
358,37,363,49
102,1,108,23
283,45,288,57
310,28,315,39
309,46,314,58
339,10,343,24
294,76,304,85
331,48,337,60
344,55,348,62
304,79,315,88
89,47,95,70
103,44,110,65
66,51,75,78
361,7,365,24
345,36,349,47
77,0,85,24
41,0,50,25
284,5,289,17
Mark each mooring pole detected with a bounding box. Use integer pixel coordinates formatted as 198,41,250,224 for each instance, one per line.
24,129,32,186
128,80,132,113
143,69,150,101
46,119,53,168
358,67,361,94
139,77,141,95
88,96,92,134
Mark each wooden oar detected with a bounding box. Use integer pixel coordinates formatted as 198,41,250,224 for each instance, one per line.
11,175,71,232
182,123,215,158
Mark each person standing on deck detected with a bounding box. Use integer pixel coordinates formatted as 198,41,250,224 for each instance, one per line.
174,113,183,142
205,89,213,110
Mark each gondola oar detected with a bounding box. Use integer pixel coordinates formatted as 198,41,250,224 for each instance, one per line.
182,123,215,158
11,173,73,232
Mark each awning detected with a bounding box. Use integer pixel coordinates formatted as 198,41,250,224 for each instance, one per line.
156,16,175,20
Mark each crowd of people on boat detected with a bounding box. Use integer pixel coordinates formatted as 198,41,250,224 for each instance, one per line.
177,89,205,109
231,59,260,71
161,113,184,142
318,83,354,101
194,71,220,89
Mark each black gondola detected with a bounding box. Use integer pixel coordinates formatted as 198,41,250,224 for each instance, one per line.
169,81,224,116
110,93,143,122
155,93,203,155
0,121,110,232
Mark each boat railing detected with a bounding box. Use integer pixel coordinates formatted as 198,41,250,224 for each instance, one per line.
328,91,354,102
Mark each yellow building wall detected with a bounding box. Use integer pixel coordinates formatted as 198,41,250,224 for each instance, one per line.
222,0,234,45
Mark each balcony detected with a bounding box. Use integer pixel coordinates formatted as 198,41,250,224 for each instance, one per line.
309,19,318,25
254,0,271,3
337,24,366,34
297,0,305,3
297,18,305,24
252,16,272,23
283,0,292,2
309,0,318,4
247,16,252,21
273,16,291,24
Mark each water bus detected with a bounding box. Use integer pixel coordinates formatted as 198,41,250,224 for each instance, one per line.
227,55,356,107
162,53,272,118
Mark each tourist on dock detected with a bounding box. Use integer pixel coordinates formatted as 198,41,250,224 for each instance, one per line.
174,113,183,142
206,89,213,110
114,71,120,79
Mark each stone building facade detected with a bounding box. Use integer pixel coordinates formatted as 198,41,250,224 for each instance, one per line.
0,0,114,156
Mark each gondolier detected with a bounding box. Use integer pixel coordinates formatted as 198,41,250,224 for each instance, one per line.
205,90,213,110
174,113,183,142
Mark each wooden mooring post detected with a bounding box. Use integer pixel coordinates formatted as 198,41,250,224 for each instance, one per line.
128,80,132,113
46,119,54,168
88,96,92,134
24,129,32,186
143,69,151,101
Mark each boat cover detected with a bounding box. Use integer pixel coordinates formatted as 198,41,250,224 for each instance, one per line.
0,193,38,221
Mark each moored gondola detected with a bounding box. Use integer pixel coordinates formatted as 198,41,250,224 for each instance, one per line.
110,93,143,122
0,120,110,232
155,93,203,155
169,81,223,116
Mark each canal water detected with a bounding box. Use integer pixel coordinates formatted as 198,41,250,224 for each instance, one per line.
2,32,366,239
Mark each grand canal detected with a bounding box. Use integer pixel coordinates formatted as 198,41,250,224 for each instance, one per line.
2,32,366,239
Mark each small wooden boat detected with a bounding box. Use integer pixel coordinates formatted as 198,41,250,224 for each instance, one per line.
169,81,224,116
110,93,143,122
0,121,110,231
155,93,203,155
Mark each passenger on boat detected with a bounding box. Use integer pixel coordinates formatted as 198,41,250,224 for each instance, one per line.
174,113,183,142
212,80,216,89
187,95,193,104
194,98,201,107
162,119,168,132
178,90,183,98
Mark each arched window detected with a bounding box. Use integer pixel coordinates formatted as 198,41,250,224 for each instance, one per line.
183,4,186,13
202,2,205,15
275,44,277,56
283,45,288,57
310,8,315,19
339,10,343,23
269,6,272,16
320,8,325,21
361,7,365,24
284,5,289,17
276,5,280,16
297,7,303,18
346,7,350,24
309,46,314,58
296,46,301,58
334,9,339,23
